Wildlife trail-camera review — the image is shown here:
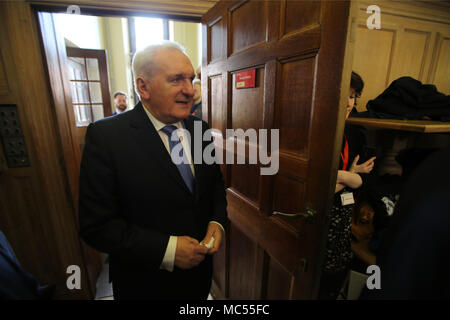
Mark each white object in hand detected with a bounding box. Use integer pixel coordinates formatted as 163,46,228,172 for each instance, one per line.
202,237,215,249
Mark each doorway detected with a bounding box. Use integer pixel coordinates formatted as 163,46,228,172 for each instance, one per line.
37,8,203,299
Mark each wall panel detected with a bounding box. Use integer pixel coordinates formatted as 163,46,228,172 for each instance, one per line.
431,34,450,94
352,0,450,111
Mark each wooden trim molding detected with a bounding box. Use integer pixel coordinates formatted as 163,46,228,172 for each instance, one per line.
27,0,219,19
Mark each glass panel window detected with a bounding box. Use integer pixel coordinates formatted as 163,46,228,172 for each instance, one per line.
89,82,103,103
86,58,100,81
74,105,92,126
91,104,105,122
67,57,87,80
70,82,90,104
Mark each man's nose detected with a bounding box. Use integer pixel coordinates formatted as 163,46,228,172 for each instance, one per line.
182,80,195,97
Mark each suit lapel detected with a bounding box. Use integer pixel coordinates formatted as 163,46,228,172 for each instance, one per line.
129,102,192,195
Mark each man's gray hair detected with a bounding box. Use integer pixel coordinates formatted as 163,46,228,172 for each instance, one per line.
132,40,187,83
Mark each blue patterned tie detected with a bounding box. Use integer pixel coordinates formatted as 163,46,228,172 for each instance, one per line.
161,125,195,194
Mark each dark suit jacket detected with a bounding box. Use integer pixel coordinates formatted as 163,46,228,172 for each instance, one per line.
363,148,450,299
78,102,228,300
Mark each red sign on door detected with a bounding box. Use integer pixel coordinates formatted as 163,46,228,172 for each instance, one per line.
235,69,256,89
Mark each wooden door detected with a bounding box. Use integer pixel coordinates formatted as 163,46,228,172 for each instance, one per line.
202,0,355,299
37,12,104,298
66,47,112,153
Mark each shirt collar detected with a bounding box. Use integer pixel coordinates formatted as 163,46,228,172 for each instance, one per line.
141,102,183,131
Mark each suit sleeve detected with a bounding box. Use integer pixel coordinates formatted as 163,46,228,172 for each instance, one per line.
78,123,168,270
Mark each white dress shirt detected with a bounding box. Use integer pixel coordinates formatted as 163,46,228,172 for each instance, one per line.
142,104,225,272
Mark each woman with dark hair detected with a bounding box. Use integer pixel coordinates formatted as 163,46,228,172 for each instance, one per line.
318,71,376,300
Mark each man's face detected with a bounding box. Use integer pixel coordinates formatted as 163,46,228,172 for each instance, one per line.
141,49,195,124
114,94,128,113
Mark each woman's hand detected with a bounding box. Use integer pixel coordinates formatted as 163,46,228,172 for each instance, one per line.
349,155,376,174
337,170,363,189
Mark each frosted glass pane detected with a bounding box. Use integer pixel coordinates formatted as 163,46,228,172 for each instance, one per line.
70,82,89,103
89,82,102,103
73,105,91,126
68,57,86,80
92,104,104,122
87,58,99,81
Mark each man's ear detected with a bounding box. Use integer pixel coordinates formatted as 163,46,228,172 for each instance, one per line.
136,77,150,100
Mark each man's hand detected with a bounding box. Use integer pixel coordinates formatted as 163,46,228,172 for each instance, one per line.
349,155,376,174
174,236,208,270
201,223,224,255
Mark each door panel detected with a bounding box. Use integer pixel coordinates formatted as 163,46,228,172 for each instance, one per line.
203,0,353,299
209,18,225,62
266,257,291,300
229,0,268,54
66,47,112,153
278,57,315,157
228,223,265,299
282,0,321,37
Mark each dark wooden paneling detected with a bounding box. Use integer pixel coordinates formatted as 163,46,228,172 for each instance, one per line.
228,223,264,299
230,162,260,203
227,189,260,242
277,56,316,158
0,2,92,299
208,17,224,62
0,174,58,285
278,152,308,178
266,257,292,299
204,0,353,300
209,74,227,176
272,174,306,215
231,67,264,130
228,66,264,203
210,75,224,133
282,0,321,38
28,0,218,19
229,0,267,55
0,55,10,97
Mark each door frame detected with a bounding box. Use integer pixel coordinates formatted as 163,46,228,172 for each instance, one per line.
34,1,204,299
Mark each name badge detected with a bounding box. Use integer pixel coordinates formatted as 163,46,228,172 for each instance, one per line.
341,192,355,206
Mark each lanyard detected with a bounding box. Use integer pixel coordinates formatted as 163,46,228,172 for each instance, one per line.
341,135,349,170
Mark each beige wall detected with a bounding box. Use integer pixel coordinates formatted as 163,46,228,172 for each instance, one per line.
351,0,450,111
171,21,202,72
103,17,134,108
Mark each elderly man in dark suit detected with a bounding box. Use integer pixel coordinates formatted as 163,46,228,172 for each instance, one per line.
78,41,227,300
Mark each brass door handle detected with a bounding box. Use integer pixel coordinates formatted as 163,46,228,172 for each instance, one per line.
272,207,316,221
